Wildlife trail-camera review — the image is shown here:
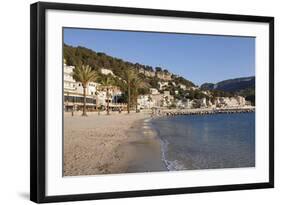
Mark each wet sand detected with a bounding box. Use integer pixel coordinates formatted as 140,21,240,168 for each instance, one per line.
63,111,166,176
121,119,167,173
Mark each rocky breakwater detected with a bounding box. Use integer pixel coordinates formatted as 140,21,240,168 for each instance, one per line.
164,107,255,117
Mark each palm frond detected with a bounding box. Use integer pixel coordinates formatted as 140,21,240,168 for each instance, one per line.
122,68,137,84
96,74,116,90
72,64,97,87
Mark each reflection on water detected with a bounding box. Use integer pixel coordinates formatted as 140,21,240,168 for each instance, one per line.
151,113,255,171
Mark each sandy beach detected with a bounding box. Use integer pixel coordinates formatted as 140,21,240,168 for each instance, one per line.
63,111,166,176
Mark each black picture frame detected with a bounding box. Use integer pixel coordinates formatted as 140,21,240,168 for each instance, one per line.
30,1,274,203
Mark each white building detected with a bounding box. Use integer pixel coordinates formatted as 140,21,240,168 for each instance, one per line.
158,81,169,90
138,68,156,77
64,63,98,95
150,94,163,107
95,91,107,106
179,84,186,90
64,63,127,111
95,85,125,109
189,86,199,90
156,71,172,81
175,100,185,109
199,98,207,108
150,88,159,95
101,68,114,76
162,91,174,107
137,95,154,109
186,99,193,109
213,96,247,108
64,63,98,111
64,65,76,92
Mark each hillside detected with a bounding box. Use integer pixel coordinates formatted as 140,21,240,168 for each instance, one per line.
63,44,255,105
201,76,255,104
201,76,255,92
64,44,195,94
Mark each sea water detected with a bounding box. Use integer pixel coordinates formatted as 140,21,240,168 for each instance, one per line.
150,112,255,171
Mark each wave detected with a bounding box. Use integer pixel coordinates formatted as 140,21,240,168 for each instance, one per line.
159,138,186,171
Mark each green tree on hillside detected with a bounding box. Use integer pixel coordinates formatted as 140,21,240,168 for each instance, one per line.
155,67,162,72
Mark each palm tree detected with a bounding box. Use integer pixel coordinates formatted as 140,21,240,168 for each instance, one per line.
97,74,115,115
122,69,137,114
131,77,142,112
72,64,97,116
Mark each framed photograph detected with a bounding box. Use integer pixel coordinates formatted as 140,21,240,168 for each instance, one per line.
30,2,274,203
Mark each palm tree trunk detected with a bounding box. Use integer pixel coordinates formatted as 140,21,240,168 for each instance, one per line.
135,92,138,112
127,84,130,114
95,95,98,111
106,88,110,115
82,86,87,116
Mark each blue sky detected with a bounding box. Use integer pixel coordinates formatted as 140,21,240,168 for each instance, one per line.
64,28,255,86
